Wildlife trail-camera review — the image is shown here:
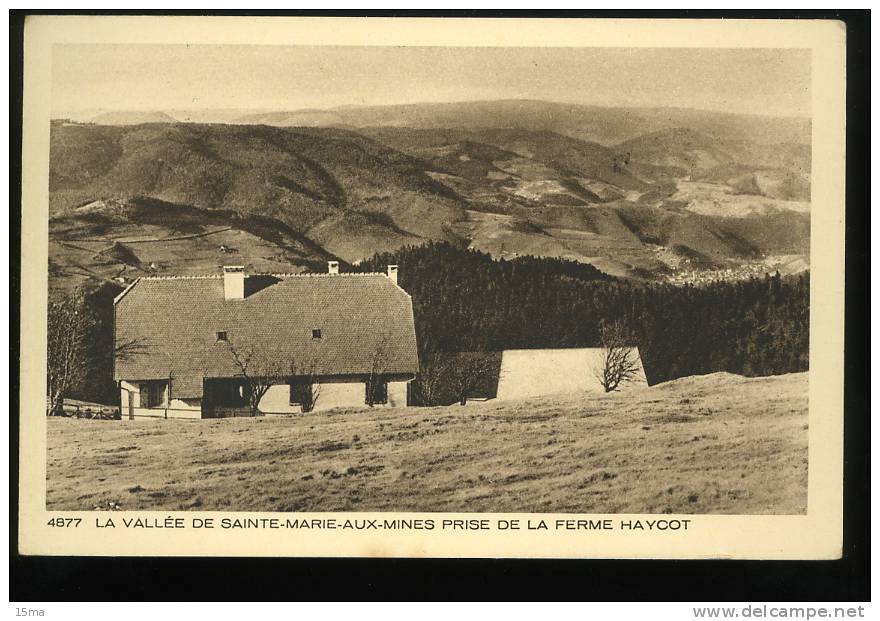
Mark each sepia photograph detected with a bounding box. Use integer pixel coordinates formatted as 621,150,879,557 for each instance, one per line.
14,15,851,565
42,41,813,515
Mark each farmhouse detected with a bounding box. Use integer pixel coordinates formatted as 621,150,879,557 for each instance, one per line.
113,262,419,419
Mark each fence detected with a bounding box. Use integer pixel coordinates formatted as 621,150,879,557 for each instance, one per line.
122,406,201,420
46,402,120,420
121,406,261,419
47,403,273,420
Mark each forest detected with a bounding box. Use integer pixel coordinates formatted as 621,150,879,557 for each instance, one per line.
63,241,809,406
355,242,810,386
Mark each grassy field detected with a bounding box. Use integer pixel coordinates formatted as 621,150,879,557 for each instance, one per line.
46,372,808,514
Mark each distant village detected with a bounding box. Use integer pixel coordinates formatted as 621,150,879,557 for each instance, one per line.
665,262,781,287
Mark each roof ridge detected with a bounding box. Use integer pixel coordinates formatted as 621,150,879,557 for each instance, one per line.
257,272,388,278
140,274,222,280
139,272,389,281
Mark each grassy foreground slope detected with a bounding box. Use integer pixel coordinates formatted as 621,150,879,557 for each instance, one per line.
46,372,808,514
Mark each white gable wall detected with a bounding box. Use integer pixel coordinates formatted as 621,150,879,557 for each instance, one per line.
495,348,648,401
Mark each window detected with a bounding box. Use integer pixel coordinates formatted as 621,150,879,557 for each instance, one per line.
312,329,322,339
216,331,228,342
365,376,388,405
290,379,314,411
139,381,166,408
207,379,247,407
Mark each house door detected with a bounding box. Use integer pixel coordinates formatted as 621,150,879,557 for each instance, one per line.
128,390,135,420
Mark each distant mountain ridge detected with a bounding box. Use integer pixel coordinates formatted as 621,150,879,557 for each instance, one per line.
66,99,810,147
234,99,811,146
89,110,178,125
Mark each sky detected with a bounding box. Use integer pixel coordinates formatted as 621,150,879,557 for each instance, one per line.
52,45,811,120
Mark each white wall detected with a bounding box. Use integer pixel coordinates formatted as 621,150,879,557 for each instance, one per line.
120,380,142,408
258,384,307,414
387,380,407,407
120,377,411,418
258,379,410,413
496,348,648,401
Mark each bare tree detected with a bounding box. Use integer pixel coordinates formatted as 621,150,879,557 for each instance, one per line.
447,353,496,406
289,357,322,413
226,341,285,417
411,354,448,406
226,341,324,416
593,321,641,393
365,332,393,407
47,291,96,416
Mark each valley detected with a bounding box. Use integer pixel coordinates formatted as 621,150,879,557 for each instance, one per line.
49,101,811,294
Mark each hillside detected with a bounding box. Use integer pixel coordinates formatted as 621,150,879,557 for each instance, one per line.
48,196,336,295
49,117,811,287
49,122,468,266
363,127,649,193
46,372,808,514
362,127,810,273
617,127,812,202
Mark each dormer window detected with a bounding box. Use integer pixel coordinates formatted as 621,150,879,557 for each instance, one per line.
216,331,228,342
312,329,322,339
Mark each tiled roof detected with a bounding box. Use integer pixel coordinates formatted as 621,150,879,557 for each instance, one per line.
114,273,419,397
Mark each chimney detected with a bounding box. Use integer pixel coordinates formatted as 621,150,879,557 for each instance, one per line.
223,265,245,300
387,264,399,286
327,260,339,275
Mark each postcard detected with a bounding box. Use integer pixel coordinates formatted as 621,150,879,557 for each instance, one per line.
18,15,846,558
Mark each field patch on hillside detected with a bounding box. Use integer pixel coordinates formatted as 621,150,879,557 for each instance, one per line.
46,372,808,514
